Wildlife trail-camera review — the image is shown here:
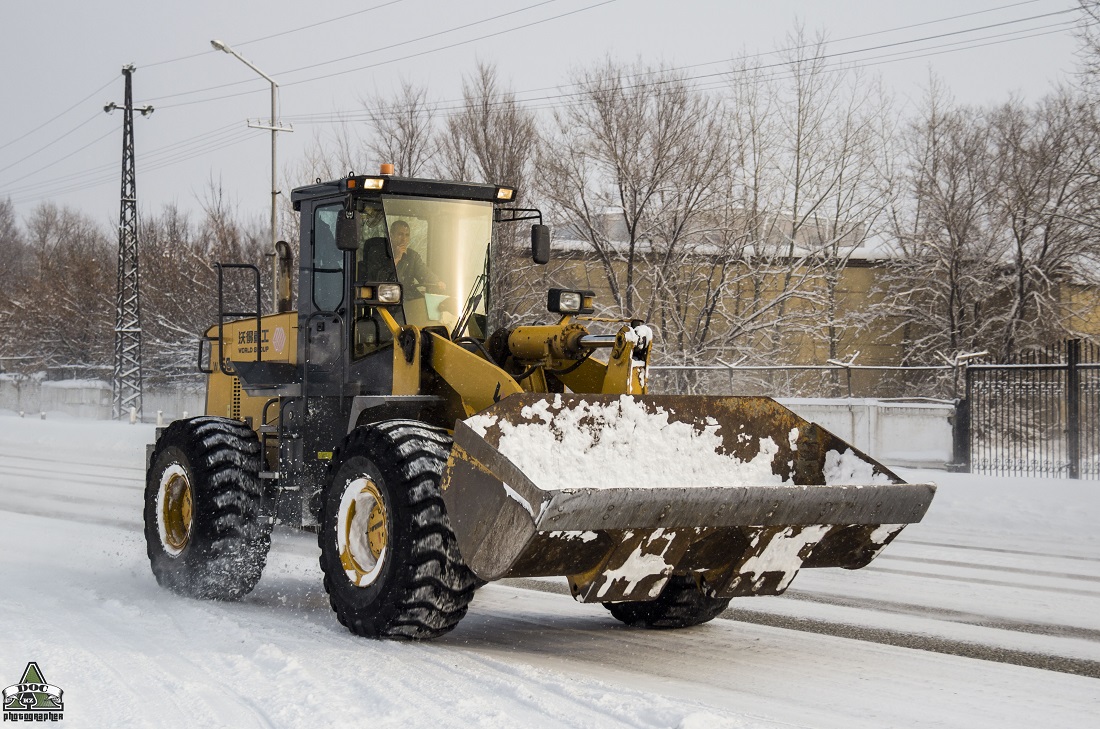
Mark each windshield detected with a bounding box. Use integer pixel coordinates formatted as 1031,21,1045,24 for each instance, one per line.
351,196,491,354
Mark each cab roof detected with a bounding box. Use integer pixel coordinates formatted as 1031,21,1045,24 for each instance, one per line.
291,174,512,209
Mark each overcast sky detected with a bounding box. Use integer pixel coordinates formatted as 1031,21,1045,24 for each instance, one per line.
0,0,1084,228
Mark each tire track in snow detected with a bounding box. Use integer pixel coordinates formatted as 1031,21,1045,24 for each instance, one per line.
862,565,1100,598
874,553,1100,583
0,503,139,532
902,538,1100,564
779,590,1100,642
499,578,1100,678
0,448,146,474
0,463,143,489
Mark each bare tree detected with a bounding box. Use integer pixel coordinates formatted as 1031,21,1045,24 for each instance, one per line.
1075,1,1100,96
873,80,1002,362
140,205,216,386
986,90,1100,356
437,63,536,186
669,30,894,379
0,198,25,289
756,29,893,362
538,60,725,328
874,78,1100,365
1,203,115,378
0,197,29,375
438,62,540,328
363,79,437,177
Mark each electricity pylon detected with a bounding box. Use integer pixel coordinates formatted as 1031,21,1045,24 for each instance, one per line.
104,65,153,421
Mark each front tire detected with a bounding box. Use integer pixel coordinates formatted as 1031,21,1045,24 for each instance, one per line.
603,575,730,628
318,420,477,640
144,416,271,600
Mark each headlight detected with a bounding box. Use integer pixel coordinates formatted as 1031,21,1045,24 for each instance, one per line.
559,291,582,311
356,282,403,305
377,283,402,303
547,288,595,314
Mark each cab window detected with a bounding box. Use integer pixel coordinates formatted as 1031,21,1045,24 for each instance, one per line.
312,204,345,312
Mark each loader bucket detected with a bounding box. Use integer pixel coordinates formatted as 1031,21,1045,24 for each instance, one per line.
442,394,935,604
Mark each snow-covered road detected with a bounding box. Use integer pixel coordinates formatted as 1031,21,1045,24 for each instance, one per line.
1,414,1097,728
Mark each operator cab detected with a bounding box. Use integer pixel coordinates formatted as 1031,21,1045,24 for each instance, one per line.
291,169,548,395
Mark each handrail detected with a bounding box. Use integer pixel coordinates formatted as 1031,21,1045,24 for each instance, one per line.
212,263,263,376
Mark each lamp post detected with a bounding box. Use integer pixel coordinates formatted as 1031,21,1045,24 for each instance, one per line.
210,39,293,312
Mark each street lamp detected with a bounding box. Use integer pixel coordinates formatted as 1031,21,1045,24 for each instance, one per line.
210,39,293,312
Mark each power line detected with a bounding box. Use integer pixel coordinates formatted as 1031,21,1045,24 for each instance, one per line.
0,0,1061,177
7,130,262,206
0,124,251,199
142,0,575,105
0,112,105,177
2,134,253,202
281,15,1081,127
264,0,564,78
0,1,410,172
138,0,407,69
143,0,409,71
19,18,1079,208
0,125,120,190
0,3,1080,205
0,0,1065,175
5,17,1080,205
0,122,239,192
554,0,1051,88
0,76,116,155
155,2,1077,113
674,21,1085,102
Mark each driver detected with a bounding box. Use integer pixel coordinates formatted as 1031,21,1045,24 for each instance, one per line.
390,220,445,295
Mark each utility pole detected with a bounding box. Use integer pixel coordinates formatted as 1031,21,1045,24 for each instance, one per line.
210,40,293,312
105,65,153,421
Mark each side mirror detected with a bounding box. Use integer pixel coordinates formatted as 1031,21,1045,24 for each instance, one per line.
531,224,550,265
336,209,358,251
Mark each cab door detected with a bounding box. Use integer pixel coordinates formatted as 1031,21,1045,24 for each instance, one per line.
289,198,349,525
303,200,347,388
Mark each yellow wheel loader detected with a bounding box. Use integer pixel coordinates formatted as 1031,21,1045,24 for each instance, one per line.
144,169,936,639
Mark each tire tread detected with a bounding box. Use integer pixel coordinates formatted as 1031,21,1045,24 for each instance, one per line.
319,421,476,640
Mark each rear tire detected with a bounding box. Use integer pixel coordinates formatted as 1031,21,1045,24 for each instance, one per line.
144,417,271,600
318,420,477,640
603,575,730,628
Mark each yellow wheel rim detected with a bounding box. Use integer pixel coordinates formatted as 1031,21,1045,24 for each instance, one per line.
337,477,388,587
158,464,193,556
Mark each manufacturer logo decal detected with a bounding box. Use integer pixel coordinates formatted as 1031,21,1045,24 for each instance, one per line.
272,326,287,353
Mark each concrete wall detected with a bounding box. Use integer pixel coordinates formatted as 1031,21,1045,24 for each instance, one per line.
0,379,955,469
779,397,955,469
0,378,204,423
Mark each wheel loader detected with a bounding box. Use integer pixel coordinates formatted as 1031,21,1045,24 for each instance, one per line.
144,167,936,639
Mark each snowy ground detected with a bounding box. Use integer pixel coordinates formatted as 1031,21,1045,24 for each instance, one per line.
1,412,1097,728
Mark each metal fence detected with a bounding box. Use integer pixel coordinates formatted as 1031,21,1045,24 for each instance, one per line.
964,339,1100,480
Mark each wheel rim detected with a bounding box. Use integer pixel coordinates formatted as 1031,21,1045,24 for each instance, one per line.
337,477,388,587
158,464,193,556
